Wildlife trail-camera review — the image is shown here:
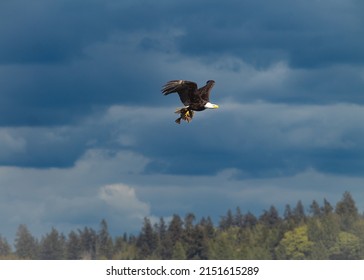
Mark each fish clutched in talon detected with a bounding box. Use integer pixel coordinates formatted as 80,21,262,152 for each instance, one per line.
161,80,219,124
174,107,194,124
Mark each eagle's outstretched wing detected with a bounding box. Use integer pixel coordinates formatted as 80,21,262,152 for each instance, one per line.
162,80,198,106
199,80,215,102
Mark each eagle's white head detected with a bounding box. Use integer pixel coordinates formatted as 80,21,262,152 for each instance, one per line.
204,102,219,109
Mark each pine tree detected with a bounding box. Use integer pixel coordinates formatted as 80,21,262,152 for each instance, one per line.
293,200,306,224
78,227,97,259
184,213,196,230
0,235,11,257
195,217,216,259
219,209,234,230
66,230,82,260
137,217,158,258
39,227,65,260
185,221,209,259
199,216,215,239
234,207,244,227
322,198,333,215
97,219,113,259
156,217,167,240
14,224,38,259
283,204,293,220
335,191,359,230
259,205,281,227
167,214,183,246
243,212,257,227
309,200,321,217
155,217,173,259
283,204,295,230
183,213,201,259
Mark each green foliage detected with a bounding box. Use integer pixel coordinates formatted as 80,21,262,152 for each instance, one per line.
172,241,186,259
209,229,238,259
277,225,313,259
329,231,361,259
2,191,364,260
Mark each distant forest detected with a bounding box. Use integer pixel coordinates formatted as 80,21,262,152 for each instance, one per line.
1,191,363,260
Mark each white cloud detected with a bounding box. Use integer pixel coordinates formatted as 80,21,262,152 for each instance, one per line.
99,183,150,220
74,148,150,176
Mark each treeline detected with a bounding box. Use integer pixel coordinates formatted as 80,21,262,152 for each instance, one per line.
1,191,364,259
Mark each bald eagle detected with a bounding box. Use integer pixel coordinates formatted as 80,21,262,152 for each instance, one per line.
162,80,219,124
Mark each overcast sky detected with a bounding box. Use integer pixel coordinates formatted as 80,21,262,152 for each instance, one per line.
1,0,364,242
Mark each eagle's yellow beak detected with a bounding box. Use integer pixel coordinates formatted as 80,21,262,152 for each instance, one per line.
213,104,219,109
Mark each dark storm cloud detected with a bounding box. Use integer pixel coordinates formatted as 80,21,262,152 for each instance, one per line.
173,0,364,68
0,126,87,167
0,0,164,126
0,0,126,64
1,0,363,128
